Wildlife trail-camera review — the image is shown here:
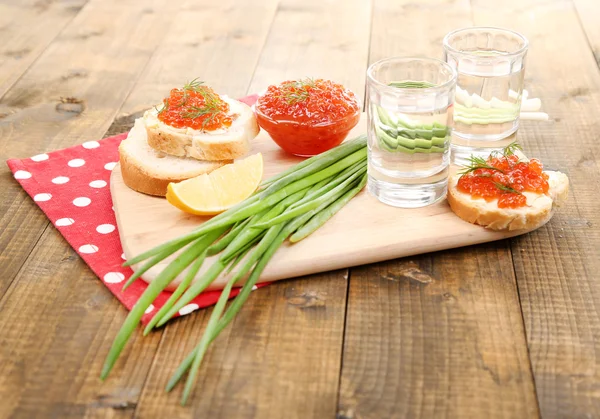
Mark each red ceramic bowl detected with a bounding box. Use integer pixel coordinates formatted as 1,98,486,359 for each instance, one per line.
255,107,360,157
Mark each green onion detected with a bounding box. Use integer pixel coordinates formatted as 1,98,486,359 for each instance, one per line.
103,134,371,405
178,223,285,404
167,199,338,392
206,219,250,256
260,135,366,187
142,250,207,335
291,173,367,242
123,147,366,270
101,228,224,379
253,165,366,229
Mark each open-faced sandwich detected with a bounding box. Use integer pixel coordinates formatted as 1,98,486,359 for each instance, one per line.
119,80,259,196
447,144,569,231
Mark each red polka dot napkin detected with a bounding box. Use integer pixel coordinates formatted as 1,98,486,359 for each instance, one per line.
6,94,265,324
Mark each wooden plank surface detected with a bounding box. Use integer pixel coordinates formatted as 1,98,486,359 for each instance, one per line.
1,0,599,417
337,0,540,417
0,0,89,100
134,0,372,416
0,0,177,297
0,227,162,419
0,0,181,417
471,0,600,416
340,246,539,418
573,0,600,65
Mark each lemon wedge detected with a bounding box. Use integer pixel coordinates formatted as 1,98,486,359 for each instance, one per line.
166,153,263,215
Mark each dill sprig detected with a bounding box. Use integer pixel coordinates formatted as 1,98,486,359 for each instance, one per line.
503,141,523,156
490,141,523,159
459,142,524,175
180,78,217,108
494,182,522,194
459,155,504,175
183,78,205,92
180,79,224,127
182,105,221,125
155,98,168,115
156,78,225,129
278,78,318,105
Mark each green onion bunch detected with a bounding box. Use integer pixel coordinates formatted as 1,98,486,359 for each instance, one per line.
101,135,368,405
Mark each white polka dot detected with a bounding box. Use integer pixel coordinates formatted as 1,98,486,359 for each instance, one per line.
252,285,258,291
51,176,69,184
82,141,100,149
31,153,49,162
104,272,125,283
104,162,117,170
144,304,155,314
179,303,199,316
14,170,32,180
121,253,127,260
34,193,52,202
89,180,107,188
73,197,91,207
96,224,115,234
68,158,85,167
78,244,98,254
55,218,74,227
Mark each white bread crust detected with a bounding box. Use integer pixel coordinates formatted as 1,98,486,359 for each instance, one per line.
118,119,229,196
447,170,569,231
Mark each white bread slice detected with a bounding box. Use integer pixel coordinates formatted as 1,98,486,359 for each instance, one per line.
119,119,229,197
144,96,259,161
447,170,569,231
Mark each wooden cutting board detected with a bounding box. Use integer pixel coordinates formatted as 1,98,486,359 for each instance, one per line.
111,116,535,291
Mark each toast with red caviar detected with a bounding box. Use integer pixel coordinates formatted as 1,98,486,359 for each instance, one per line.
447,146,569,231
144,80,259,161
119,119,229,196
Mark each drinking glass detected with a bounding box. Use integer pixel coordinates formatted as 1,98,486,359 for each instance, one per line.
366,57,456,208
443,27,528,164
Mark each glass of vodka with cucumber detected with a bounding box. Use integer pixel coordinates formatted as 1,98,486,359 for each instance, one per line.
366,57,456,208
443,27,529,165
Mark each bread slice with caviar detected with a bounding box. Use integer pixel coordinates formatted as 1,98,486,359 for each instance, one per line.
144,81,259,161
119,119,229,197
447,148,569,231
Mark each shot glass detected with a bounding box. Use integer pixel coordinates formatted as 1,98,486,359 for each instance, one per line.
366,57,456,208
443,27,529,164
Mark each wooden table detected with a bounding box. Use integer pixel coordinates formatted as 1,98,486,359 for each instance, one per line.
1,0,599,417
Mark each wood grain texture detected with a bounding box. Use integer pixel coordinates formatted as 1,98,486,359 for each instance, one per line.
471,0,600,416
112,116,535,292
131,0,372,416
573,0,600,66
338,0,540,417
247,0,371,101
0,0,176,297
2,0,599,417
135,272,348,418
339,246,539,419
118,0,280,119
0,0,89,100
0,0,183,417
0,227,162,419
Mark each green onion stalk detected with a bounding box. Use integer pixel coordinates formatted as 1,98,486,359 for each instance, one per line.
101,135,369,404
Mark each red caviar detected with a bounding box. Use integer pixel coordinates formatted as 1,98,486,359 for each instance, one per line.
457,154,549,208
255,79,360,156
157,84,232,131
